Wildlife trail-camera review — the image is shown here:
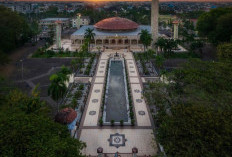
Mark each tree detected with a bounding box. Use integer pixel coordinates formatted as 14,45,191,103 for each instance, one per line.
145,59,232,156
217,43,232,62
155,55,165,69
58,65,72,82
158,103,232,157
0,50,10,65
155,37,166,53
30,20,40,43
0,89,85,157
197,8,232,44
139,29,152,52
214,13,232,43
48,74,67,112
155,38,178,57
0,5,32,54
190,40,204,56
84,28,95,52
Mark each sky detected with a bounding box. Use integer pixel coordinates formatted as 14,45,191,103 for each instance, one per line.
10,0,232,2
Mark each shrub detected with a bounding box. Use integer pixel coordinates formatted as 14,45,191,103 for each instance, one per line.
74,90,82,99
120,120,124,126
79,84,84,90
131,119,135,126
71,98,77,109
130,112,134,119
46,50,55,58
144,70,149,75
84,69,90,75
111,120,115,126
99,118,103,126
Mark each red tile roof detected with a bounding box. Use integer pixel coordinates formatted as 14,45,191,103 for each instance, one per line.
172,20,179,24
55,108,77,124
94,17,139,31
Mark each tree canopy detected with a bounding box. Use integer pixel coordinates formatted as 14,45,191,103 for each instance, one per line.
197,7,232,44
139,29,152,52
0,83,85,157
217,43,232,62
145,59,232,156
0,6,32,54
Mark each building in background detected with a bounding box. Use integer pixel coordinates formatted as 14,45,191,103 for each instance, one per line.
71,15,90,28
39,18,70,38
2,2,33,14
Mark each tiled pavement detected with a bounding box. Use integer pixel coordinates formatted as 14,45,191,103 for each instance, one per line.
80,129,157,156
78,50,157,156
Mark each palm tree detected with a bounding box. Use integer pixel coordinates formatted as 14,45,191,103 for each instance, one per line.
48,74,67,112
84,28,95,53
155,37,166,53
58,65,71,81
139,29,152,52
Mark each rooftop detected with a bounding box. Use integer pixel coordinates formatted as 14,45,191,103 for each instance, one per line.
55,108,77,125
41,18,70,22
94,17,139,31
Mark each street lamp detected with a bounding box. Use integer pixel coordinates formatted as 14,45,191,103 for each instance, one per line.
20,59,24,81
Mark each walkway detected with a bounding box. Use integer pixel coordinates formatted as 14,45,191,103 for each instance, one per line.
78,50,157,156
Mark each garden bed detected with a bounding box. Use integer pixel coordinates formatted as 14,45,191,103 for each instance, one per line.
134,52,158,77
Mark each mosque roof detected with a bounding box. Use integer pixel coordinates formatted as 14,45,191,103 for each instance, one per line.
94,17,139,31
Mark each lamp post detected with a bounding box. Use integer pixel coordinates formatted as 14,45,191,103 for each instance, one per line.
20,59,24,81
132,147,138,157
97,147,103,157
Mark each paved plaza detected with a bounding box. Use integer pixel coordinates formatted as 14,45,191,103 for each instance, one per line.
78,50,157,156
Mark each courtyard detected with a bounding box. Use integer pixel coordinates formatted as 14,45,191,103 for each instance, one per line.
77,50,157,156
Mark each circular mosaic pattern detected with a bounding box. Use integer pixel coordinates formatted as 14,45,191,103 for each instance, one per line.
100,66,104,68
89,111,96,115
101,62,105,64
134,89,140,93
138,111,145,115
114,136,121,144
92,99,99,103
136,99,143,103
99,71,103,73
94,89,100,93
130,71,135,73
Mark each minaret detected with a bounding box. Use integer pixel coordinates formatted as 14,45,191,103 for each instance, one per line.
76,13,81,29
151,0,159,46
173,21,179,40
55,21,62,49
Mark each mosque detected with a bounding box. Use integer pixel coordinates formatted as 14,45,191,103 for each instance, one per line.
69,0,160,51
70,17,160,51
54,0,181,52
